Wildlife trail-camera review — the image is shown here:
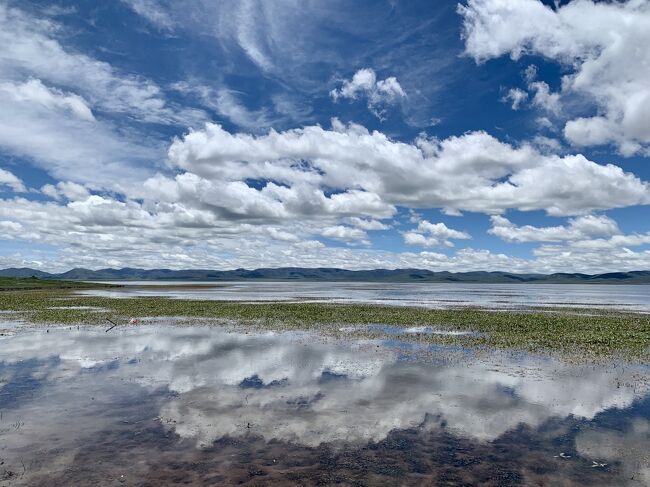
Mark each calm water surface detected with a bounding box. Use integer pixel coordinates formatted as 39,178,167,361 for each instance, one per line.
1,323,649,486
79,281,650,312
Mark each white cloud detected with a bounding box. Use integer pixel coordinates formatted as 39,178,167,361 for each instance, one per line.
528,80,561,115
532,242,650,274
531,135,562,153
0,2,647,274
0,79,156,188
0,4,203,126
0,115,648,273
171,82,282,131
563,116,619,151
121,0,466,130
502,66,561,115
535,116,553,131
265,227,300,243
501,87,527,110
2,192,650,274
0,5,210,189
0,79,94,121
489,215,620,243
343,217,390,231
321,225,368,244
167,121,650,217
460,0,650,155
0,220,23,234
331,68,406,119
148,0,335,84
404,220,471,248
126,0,386,95
142,172,395,223
212,89,276,131
41,181,90,201
0,168,26,192
121,0,176,31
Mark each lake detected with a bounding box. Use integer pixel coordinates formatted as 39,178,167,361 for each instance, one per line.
1,324,649,485
79,281,650,312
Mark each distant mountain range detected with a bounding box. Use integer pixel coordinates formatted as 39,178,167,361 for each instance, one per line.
1,267,650,284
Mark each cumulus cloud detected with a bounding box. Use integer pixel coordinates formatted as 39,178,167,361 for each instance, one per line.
41,181,91,201
460,0,650,155
501,87,527,110
0,168,26,192
331,68,406,119
404,220,470,248
0,1,647,275
321,225,368,244
532,244,650,274
0,193,523,271
487,214,650,271
167,121,650,217
0,115,648,272
489,215,620,243
531,135,562,153
488,214,650,272
343,217,390,231
502,66,561,115
0,220,23,234
3,200,650,274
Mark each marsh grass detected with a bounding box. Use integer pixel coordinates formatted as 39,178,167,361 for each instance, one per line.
0,277,117,291
1,288,649,361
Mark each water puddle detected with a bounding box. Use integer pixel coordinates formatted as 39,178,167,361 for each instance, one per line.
340,324,479,337
0,324,649,485
76,281,650,312
0,320,25,339
46,306,108,312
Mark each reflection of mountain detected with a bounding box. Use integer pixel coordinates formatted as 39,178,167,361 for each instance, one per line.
2,266,650,283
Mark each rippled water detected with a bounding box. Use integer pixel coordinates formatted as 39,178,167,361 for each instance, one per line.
79,281,650,312
1,324,649,485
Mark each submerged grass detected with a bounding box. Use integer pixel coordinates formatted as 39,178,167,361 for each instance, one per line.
1,287,649,361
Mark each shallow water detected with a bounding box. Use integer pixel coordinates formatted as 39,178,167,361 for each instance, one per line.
1,324,649,486
79,281,650,312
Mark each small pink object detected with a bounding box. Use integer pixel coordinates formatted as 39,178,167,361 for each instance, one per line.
129,318,141,325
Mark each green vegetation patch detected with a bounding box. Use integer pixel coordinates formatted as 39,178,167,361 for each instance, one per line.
0,277,119,291
1,288,649,361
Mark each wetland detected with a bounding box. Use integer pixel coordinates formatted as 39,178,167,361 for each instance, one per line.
1,279,650,485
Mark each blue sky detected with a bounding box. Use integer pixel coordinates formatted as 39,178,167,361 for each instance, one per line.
0,0,649,272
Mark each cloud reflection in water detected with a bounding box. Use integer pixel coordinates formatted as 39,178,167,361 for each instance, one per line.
1,325,649,485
